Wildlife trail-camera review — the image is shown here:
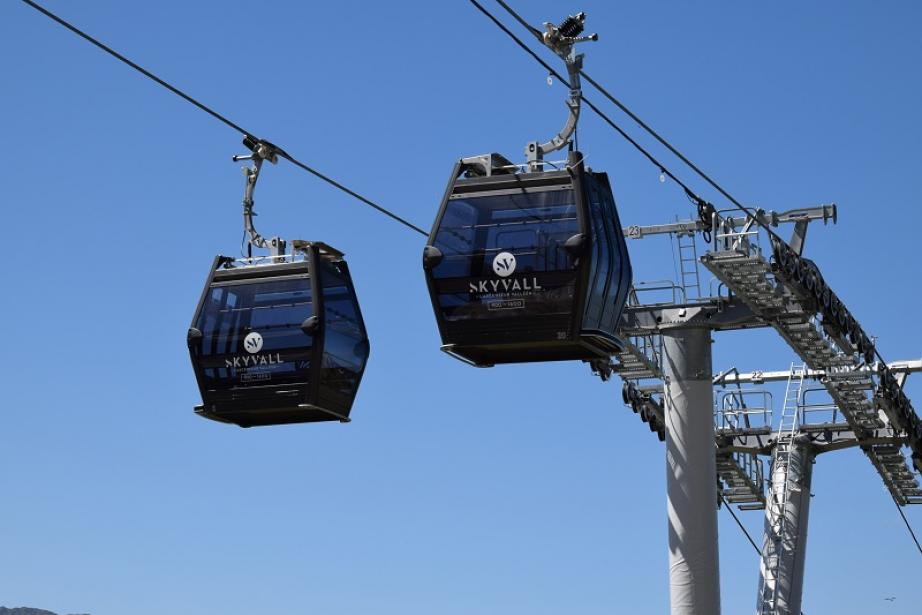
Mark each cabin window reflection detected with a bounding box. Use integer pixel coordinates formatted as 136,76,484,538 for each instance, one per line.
194,277,315,390
320,262,368,400
598,180,626,332
585,180,611,330
433,189,579,279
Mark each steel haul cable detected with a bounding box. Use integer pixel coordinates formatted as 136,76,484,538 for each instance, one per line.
492,0,760,228
17,0,428,237
472,0,814,254
466,0,700,200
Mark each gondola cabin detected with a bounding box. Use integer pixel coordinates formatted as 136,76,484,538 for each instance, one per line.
422,151,632,367
187,242,369,427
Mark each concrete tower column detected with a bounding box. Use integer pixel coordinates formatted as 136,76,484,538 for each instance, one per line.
663,327,721,615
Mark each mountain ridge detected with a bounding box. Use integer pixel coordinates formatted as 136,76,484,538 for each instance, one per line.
0,607,89,615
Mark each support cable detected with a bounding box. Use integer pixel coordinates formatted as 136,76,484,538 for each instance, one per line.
718,494,808,615
493,0,748,221
719,494,762,555
893,496,922,557
467,0,697,200
19,0,428,237
477,0,787,246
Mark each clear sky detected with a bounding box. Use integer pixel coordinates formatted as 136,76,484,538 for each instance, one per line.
2,1,920,614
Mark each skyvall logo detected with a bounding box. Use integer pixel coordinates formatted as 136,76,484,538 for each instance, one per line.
225,353,282,369
243,331,264,354
492,252,516,277
469,277,543,294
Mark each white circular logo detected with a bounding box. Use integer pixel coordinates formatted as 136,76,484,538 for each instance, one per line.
243,332,264,354
492,251,517,277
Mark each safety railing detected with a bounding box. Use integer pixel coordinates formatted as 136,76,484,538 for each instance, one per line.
711,208,764,258
630,280,687,306
715,389,774,432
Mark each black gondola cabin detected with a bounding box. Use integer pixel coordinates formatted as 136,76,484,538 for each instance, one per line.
422,151,632,367
188,242,369,427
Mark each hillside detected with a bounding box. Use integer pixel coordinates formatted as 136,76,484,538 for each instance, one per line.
0,608,89,615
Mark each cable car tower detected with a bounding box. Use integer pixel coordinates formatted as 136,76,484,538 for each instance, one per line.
616,202,922,615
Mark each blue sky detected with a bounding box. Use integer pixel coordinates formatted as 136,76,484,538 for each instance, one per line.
2,1,920,613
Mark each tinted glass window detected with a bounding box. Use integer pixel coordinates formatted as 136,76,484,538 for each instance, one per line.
584,179,611,330
580,173,631,336
319,262,369,402
193,276,314,391
430,187,579,322
597,177,628,332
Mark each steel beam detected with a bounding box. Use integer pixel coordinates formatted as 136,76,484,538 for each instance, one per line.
713,360,922,386
621,297,764,336
623,204,836,240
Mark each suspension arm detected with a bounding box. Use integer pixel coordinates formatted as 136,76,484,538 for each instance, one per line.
525,12,597,170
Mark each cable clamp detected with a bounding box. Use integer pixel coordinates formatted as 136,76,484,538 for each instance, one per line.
542,12,597,59
234,134,279,164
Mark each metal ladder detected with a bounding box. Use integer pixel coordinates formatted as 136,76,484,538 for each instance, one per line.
757,363,805,614
675,231,701,301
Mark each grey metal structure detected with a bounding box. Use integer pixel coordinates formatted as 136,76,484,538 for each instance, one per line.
755,364,811,615
613,203,922,615
525,12,597,171
475,9,920,614
233,137,287,257
663,328,721,614
758,433,815,615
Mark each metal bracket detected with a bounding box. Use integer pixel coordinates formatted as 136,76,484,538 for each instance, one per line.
789,219,809,255
623,204,838,241
526,12,597,172
233,136,286,257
